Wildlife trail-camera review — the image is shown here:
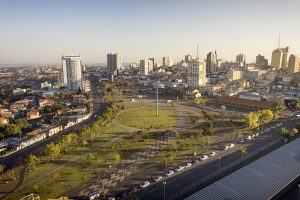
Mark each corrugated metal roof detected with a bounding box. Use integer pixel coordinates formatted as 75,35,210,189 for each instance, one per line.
185,138,300,200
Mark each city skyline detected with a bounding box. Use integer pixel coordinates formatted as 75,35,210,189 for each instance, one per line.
1,0,300,64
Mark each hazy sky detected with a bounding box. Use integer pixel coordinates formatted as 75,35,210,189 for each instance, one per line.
0,0,300,65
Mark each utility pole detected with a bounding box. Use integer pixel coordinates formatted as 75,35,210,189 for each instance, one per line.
156,81,159,116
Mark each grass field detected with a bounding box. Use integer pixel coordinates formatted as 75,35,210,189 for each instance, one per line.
116,108,177,129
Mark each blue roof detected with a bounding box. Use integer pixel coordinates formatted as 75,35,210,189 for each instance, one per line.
185,138,300,200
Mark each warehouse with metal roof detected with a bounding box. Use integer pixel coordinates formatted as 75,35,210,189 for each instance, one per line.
185,137,300,200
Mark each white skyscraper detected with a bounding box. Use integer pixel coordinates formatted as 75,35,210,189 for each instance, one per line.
187,59,206,87
139,59,153,75
62,55,83,91
162,56,173,67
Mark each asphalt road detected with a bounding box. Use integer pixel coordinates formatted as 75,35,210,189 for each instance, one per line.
0,79,103,170
134,117,299,200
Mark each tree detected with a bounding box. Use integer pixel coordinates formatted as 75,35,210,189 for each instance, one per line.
279,128,289,140
113,152,121,166
257,109,274,129
245,112,259,130
44,143,61,161
289,128,299,138
193,97,208,105
239,147,247,160
296,101,300,110
16,119,28,130
220,105,227,121
27,154,39,170
7,169,17,181
0,164,4,175
271,99,286,113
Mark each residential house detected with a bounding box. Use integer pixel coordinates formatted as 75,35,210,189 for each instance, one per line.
39,99,55,108
27,110,41,120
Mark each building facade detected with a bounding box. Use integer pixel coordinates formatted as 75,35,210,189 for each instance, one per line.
256,54,268,67
187,59,206,87
287,54,300,75
236,53,246,64
62,55,83,91
206,51,218,73
107,53,122,72
271,47,289,70
162,56,173,67
139,59,153,75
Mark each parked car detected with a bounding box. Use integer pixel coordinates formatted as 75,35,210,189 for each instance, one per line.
153,175,163,182
165,170,174,177
89,192,100,200
200,155,208,160
184,163,192,168
239,139,244,143
140,181,150,188
175,166,185,172
246,136,252,140
209,152,216,157
229,143,235,148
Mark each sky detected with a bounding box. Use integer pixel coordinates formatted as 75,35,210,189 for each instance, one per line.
0,0,300,65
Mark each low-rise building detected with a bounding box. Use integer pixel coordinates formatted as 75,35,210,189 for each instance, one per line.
39,99,55,107
0,117,9,124
27,110,41,120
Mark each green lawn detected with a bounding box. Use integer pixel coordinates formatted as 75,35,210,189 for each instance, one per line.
116,108,177,129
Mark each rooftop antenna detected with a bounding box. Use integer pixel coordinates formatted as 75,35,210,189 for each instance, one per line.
278,31,281,49
197,42,199,59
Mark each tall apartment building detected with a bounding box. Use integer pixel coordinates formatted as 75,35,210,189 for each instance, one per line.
287,54,300,75
162,56,173,67
107,53,122,72
236,53,246,63
228,68,243,81
187,59,206,87
206,51,218,73
256,54,268,67
61,55,83,91
271,47,289,70
139,59,153,75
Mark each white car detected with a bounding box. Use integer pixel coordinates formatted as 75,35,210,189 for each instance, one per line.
251,134,256,138
209,152,216,157
255,133,260,136
175,166,185,172
184,163,192,168
140,181,150,188
153,175,163,182
89,192,100,200
223,145,230,150
229,143,235,148
200,155,208,160
246,136,252,140
165,170,174,177
239,139,245,143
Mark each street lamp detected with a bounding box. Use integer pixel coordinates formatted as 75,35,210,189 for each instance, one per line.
163,181,166,199
218,157,221,174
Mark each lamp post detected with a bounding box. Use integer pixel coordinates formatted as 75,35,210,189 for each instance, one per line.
218,157,221,174
163,181,166,199
156,81,159,116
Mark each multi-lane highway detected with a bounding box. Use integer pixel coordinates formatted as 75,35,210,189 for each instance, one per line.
134,116,299,200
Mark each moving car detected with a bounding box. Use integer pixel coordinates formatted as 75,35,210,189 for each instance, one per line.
184,163,192,168
229,143,235,148
153,175,163,182
175,166,185,172
165,170,174,177
251,134,256,138
255,133,260,136
140,181,150,188
223,145,230,150
246,136,252,140
89,192,100,200
209,151,216,157
200,155,208,160
239,139,244,143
